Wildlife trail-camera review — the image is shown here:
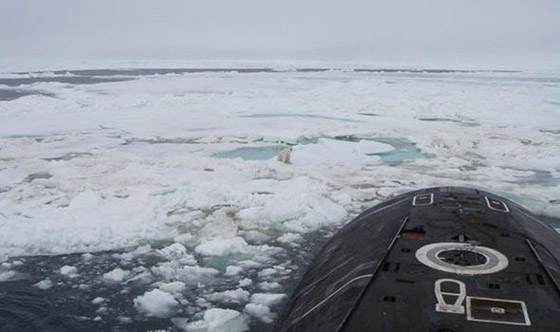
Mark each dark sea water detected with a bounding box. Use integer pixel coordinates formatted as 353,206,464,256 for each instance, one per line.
0,229,331,332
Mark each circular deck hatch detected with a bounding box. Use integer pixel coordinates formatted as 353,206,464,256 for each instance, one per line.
416,242,508,275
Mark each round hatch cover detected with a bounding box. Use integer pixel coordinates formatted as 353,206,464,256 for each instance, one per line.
416,242,508,275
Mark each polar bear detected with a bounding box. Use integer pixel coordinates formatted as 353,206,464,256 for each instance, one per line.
276,147,292,164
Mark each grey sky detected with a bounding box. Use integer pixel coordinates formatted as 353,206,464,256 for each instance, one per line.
1,0,559,67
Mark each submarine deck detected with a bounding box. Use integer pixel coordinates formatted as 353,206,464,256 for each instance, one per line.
274,187,560,332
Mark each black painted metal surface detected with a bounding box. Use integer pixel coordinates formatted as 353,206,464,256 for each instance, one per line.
274,187,560,332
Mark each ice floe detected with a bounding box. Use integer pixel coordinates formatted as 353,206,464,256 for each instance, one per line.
181,308,249,332
33,278,53,289
60,265,78,276
102,268,129,282
133,288,180,317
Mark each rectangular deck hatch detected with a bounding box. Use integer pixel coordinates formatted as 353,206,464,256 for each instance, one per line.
413,193,433,206
466,296,530,326
484,197,510,212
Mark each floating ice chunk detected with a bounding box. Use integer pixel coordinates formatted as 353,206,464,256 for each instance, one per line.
158,281,186,295
33,278,53,289
124,270,154,285
91,297,105,305
95,306,109,314
258,281,281,291
96,306,108,314
250,293,287,307
206,288,250,304
225,265,243,276
113,245,152,261
158,243,186,258
195,237,248,256
257,268,277,279
276,233,303,244
102,268,129,282
240,230,271,244
152,263,219,285
198,210,239,240
60,265,78,276
0,271,16,282
133,289,180,318
195,297,211,309
185,308,249,332
205,308,248,332
244,303,274,323
173,233,196,246
157,243,197,264
238,278,253,287
82,253,93,261
257,266,290,279
238,260,262,268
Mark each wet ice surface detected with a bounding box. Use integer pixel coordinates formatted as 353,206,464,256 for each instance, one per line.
1,64,560,331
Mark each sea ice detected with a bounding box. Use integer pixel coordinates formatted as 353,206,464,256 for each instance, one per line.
157,243,197,265
225,265,243,276
33,278,53,289
195,237,248,256
276,233,303,244
0,270,16,282
184,308,249,332
91,297,105,305
152,263,219,285
102,268,129,282
205,288,250,304
113,245,152,261
244,303,274,323
60,265,78,276
238,278,253,287
258,281,281,291
1,65,560,329
158,281,187,295
249,293,287,307
133,289,180,317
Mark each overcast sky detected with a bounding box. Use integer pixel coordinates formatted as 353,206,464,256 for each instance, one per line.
1,0,559,68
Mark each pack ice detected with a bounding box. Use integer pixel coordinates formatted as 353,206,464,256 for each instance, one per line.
0,63,559,329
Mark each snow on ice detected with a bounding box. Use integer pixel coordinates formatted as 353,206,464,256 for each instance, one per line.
133,288,180,318
181,308,249,332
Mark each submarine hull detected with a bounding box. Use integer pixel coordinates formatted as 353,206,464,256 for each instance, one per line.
274,187,560,332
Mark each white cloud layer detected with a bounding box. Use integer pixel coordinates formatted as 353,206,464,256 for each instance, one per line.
1,0,559,67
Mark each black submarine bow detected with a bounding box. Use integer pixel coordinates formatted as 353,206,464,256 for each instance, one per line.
273,187,560,332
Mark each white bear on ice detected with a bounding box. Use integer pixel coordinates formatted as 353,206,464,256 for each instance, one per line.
276,147,292,164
